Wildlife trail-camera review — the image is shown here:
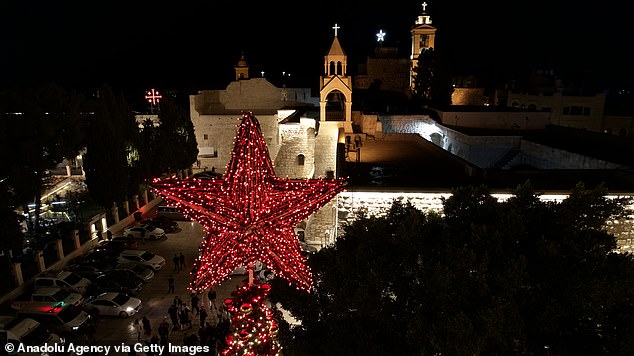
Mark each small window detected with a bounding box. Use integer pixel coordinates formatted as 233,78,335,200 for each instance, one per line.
419,34,429,48
583,107,591,116
203,134,208,140
297,154,305,166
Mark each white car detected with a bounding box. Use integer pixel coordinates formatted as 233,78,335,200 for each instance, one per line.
11,287,84,310
85,292,142,318
123,224,166,240
117,250,166,271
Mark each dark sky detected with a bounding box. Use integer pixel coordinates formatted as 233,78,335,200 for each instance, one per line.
1,0,632,96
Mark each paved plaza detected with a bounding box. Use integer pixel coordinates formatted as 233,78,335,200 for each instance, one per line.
93,220,247,355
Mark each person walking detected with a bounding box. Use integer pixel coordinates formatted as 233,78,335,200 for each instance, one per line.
199,307,208,327
191,293,200,316
158,318,170,345
173,254,180,272
168,275,175,294
179,252,185,271
168,304,180,331
142,316,152,336
180,303,193,329
208,288,217,310
174,295,182,309
134,318,143,341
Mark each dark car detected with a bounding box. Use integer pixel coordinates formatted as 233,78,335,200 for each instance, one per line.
89,274,144,296
114,263,155,282
94,238,138,255
67,262,111,281
70,249,118,266
100,269,147,285
141,216,179,233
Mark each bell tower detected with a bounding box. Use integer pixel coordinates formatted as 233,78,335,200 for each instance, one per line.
319,23,352,127
234,52,249,81
410,2,437,90
314,24,352,179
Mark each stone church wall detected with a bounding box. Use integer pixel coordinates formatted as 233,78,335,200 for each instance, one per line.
313,122,340,178
192,113,280,174
274,122,316,179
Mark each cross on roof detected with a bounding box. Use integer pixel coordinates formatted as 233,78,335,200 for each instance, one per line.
422,2,428,12
332,23,340,37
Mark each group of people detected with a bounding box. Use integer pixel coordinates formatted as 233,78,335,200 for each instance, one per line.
133,289,229,355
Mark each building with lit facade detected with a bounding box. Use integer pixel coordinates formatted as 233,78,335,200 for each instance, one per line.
187,5,634,253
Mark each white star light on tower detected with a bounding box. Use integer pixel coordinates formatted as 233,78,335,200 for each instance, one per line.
376,29,386,42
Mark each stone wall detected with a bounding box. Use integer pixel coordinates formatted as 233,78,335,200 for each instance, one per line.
313,122,340,178
334,190,634,253
517,140,626,169
192,113,281,174
274,120,316,179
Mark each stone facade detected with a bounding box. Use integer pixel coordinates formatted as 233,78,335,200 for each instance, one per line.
337,191,634,253
507,91,606,132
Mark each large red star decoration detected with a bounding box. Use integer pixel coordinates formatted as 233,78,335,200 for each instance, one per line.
150,112,347,292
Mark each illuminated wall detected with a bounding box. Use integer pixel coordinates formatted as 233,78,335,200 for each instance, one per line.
329,190,634,253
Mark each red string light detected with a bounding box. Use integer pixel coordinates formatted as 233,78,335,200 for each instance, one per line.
151,112,347,292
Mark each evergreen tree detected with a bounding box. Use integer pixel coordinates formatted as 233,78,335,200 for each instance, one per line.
412,47,453,108
156,95,198,175
83,84,140,209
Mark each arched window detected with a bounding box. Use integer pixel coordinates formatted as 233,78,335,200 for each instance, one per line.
329,61,335,75
297,154,305,166
337,62,343,75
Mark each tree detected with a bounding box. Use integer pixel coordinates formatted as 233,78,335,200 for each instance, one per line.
271,181,634,355
412,47,453,108
83,84,140,209
155,95,198,175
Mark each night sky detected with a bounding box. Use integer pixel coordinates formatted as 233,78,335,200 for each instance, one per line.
1,0,632,96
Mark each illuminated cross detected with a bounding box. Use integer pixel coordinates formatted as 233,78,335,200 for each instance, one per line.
376,29,386,42
332,23,340,37
422,2,428,12
145,89,162,105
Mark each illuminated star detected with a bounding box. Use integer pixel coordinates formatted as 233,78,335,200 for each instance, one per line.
151,112,347,292
376,29,386,42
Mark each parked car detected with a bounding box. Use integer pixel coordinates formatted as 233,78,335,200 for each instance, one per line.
141,216,179,233
99,269,146,286
0,316,64,353
67,262,111,281
123,224,166,240
34,270,92,295
117,250,166,271
89,274,144,296
299,241,318,255
16,302,92,335
114,263,155,282
70,248,118,266
84,292,142,318
156,205,188,220
11,287,84,310
94,238,138,255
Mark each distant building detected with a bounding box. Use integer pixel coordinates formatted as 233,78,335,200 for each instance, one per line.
354,46,410,95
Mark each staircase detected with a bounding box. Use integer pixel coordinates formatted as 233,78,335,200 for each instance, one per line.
493,148,520,169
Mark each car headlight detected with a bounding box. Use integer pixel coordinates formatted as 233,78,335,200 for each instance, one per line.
126,307,134,312
72,326,79,330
